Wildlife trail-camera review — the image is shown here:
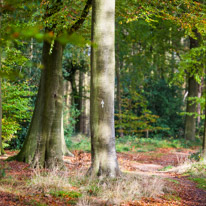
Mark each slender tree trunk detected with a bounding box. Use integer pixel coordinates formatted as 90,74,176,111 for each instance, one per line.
115,44,123,137
61,112,74,156
79,71,84,133
203,88,206,160
76,71,83,133
0,78,4,156
0,3,4,155
184,76,199,140
184,33,200,141
88,0,120,177
14,40,64,168
197,78,203,129
83,71,90,136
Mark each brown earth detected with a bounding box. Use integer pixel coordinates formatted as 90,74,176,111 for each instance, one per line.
0,148,206,206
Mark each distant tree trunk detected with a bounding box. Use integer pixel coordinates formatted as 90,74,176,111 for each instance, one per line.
0,78,4,156
184,33,200,141
81,71,90,136
203,93,206,160
184,76,199,141
88,0,120,177
197,78,203,129
14,40,64,168
76,71,83,133
79,71,85,134
0,5,4,155
116,44,123,137
61,112,73,156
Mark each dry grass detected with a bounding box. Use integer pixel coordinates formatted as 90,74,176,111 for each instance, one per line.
73,172,166,205
27,167,72,193
26,166,167,205
169,159,206,178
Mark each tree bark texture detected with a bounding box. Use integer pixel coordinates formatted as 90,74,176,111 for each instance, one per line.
184,34,200,141
15,40,64,168
88,0,120,177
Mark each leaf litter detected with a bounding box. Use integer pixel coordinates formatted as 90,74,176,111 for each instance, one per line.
0,148,206,205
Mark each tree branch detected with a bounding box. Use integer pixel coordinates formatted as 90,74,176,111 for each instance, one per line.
68,0,92,35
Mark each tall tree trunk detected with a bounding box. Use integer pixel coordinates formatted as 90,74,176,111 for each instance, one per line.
78,71,84,133
10,0,92,167
197,78,203,129
0,78,4,156
203,87,206,160
61,112,74,156
0,3,4,155
14,40,64,168
115,43,123,137
88,0,120,177
82,71,90,136
184,33,200,141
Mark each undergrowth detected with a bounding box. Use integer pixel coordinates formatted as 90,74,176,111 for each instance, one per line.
66,135,201,153
26,167,167,205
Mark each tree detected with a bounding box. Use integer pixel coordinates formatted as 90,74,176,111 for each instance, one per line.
184,31,202,141
0,79,3,156
0,0,4,155
203,92,206,160
13,0,92,168
88,0,120,177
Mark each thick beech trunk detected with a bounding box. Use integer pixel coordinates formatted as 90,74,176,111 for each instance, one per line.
15,41,64,168
88,0,120,177
184,34,200,141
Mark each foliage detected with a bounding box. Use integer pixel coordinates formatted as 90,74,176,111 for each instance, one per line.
115,91,164,136
66,134,90,152
1,81,34,148
143,78,184,138
64,104,81,137
188,177,206,190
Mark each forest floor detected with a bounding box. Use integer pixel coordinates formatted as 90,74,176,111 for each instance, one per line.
0,148,206,206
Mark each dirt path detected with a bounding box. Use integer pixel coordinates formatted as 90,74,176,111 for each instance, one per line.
116,149,206,206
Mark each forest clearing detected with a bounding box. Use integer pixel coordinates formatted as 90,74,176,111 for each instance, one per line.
0,0,206,205
0,138,206,206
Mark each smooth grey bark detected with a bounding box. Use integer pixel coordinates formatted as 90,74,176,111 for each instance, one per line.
88,0,120,177
184,33,200,141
